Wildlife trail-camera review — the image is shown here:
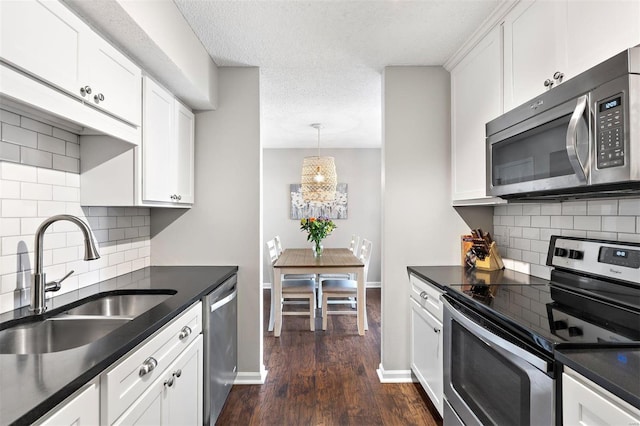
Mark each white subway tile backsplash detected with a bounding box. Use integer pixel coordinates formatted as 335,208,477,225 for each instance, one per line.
618,199,640,215
562,201,587,216
561,229,586,238
588,200,618,216
507,205,523,216
501,216,515,226
550,215,573,229
531,216,550,228
21,117,52,135
586,231,617,240
522,204,541,216
602,216,636,233
619,233,640,243
540,204,562,215
515,216,531,227
1,124,37,148
522,227,540,240
495,205,507,216
1,112,151,314
573,216,601,231
0,141,20,163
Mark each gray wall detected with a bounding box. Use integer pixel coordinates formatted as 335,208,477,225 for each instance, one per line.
381,66,493,375
262,148,381,284
151,68,263,379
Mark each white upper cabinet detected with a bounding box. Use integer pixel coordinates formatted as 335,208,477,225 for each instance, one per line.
0,0,141,126
503,0,567,111
565,1,640,78
451,26,505,204
503,0,640,111
142,76,194,205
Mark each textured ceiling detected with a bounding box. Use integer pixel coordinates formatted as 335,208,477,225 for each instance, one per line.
174,0,500,149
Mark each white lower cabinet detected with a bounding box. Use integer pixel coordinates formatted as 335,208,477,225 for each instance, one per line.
410,298,443,416
36,379,100,426
563,368,640,426
114,334,203,426
409,274,444,416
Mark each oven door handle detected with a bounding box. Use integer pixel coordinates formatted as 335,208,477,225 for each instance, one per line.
566,94,589,184
442,298,550,373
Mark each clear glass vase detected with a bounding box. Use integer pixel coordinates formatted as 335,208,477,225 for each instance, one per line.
313,241,324,257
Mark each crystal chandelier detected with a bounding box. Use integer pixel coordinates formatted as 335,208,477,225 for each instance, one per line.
301,123,337,202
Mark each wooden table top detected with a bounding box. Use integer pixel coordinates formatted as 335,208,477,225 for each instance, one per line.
274,248,363,268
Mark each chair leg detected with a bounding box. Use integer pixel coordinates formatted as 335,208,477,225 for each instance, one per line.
322,293,329,330
309,294,315,331
268,288,276,332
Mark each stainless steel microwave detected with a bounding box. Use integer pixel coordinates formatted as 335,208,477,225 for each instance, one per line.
486,46,640,200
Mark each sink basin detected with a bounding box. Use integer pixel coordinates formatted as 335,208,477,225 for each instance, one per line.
0,317,129,354
61,293,172,319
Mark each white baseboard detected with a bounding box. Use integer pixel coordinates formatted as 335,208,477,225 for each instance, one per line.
376,363,416,383
263,281,381,289
234,366,268,385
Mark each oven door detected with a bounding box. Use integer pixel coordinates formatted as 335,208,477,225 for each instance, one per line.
487,95,591,197
442,298,554,426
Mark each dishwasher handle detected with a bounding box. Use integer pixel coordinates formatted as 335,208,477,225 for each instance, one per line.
210,287,238,313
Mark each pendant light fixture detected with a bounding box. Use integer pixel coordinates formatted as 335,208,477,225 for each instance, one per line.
301,123,337,202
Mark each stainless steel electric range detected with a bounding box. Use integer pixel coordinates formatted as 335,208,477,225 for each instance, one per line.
442,236,640,426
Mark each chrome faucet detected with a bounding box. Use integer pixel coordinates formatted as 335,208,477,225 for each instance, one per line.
31,215,100,314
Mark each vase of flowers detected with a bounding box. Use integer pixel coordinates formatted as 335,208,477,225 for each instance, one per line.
300,216,336,257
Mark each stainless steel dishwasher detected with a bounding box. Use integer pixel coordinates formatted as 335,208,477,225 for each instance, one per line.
203,274,238,426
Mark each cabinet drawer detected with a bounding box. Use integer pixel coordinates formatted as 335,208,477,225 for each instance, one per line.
102,301,202,424
409,274,444,322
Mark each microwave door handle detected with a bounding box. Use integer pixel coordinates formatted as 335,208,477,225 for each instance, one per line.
566,95,589,184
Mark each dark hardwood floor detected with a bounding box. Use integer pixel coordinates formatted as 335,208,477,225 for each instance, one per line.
216,288,442,426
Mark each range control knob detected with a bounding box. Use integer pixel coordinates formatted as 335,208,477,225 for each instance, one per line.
568,250,584,260
568,326,583,337
553,320,568,330
554,247,568,257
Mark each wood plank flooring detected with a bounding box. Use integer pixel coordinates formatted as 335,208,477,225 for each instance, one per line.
216,289,442,426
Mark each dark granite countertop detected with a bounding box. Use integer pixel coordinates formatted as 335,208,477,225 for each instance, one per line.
0,265,238,426
556,345,640,410
407,265,549,290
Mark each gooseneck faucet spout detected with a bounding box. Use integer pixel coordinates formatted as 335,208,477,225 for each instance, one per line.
31,215,100,314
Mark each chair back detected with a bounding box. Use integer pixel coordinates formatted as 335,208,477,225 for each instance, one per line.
274,235,283,256
266,239,279,264
358,239,373,281
349,235,360,257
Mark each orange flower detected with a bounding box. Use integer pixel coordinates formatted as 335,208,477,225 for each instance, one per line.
309,217,316,222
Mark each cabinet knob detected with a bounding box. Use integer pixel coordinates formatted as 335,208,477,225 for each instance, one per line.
139,356,158,377
80,85,92,96
433,327,441,334
553,71,564,82
177,195,182,201
170,194,177,200
419,291,429,300
178,325,192,340
94,93,105,103
164,376,175,388
173,369,182,378
543,79,554,89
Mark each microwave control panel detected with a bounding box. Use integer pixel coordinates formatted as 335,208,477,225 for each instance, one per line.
596,94,625,169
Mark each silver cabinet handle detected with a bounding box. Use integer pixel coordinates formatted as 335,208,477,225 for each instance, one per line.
164,376,174,387
419,291,428,300
139,357,158,377
80,85,92,96
178,326,192,340
173,369,182,378
433,327,441,334
553,71,564,82
94,93,105,103
543,78,554,89
177,195,182,201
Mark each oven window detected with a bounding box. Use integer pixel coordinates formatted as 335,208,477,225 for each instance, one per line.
491,114,574,186
451,320,531,426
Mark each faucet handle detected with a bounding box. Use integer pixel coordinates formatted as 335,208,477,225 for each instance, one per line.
46,270,75,292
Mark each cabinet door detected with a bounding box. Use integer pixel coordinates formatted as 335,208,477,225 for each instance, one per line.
165,333,203,425
563,372,640,425
85,32,142,126
0,0,86,98
37,380,99,426
173,101,195,204
503,0,567,110
451,26,503,203
410,298,443,416
142,77,174,203
565,1,640,78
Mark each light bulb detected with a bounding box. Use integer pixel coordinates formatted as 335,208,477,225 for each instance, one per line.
313,172,325,183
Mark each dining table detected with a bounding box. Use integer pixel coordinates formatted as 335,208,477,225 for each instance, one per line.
272,248,365,337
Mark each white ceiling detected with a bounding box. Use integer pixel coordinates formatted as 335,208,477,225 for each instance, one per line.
173,0,500,149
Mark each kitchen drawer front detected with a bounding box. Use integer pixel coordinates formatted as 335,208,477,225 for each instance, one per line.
102,301,202,424
409,274,444,322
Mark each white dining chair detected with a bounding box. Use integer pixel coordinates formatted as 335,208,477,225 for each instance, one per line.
318,234,360,283
321,238,372,331
272,235,316,281
266,239,316,332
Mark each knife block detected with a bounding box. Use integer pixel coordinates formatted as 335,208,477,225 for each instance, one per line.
475,242,504,271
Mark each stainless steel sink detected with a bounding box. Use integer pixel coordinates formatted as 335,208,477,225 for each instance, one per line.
61,293,172,319
0,317,129,354
0,292,174,354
